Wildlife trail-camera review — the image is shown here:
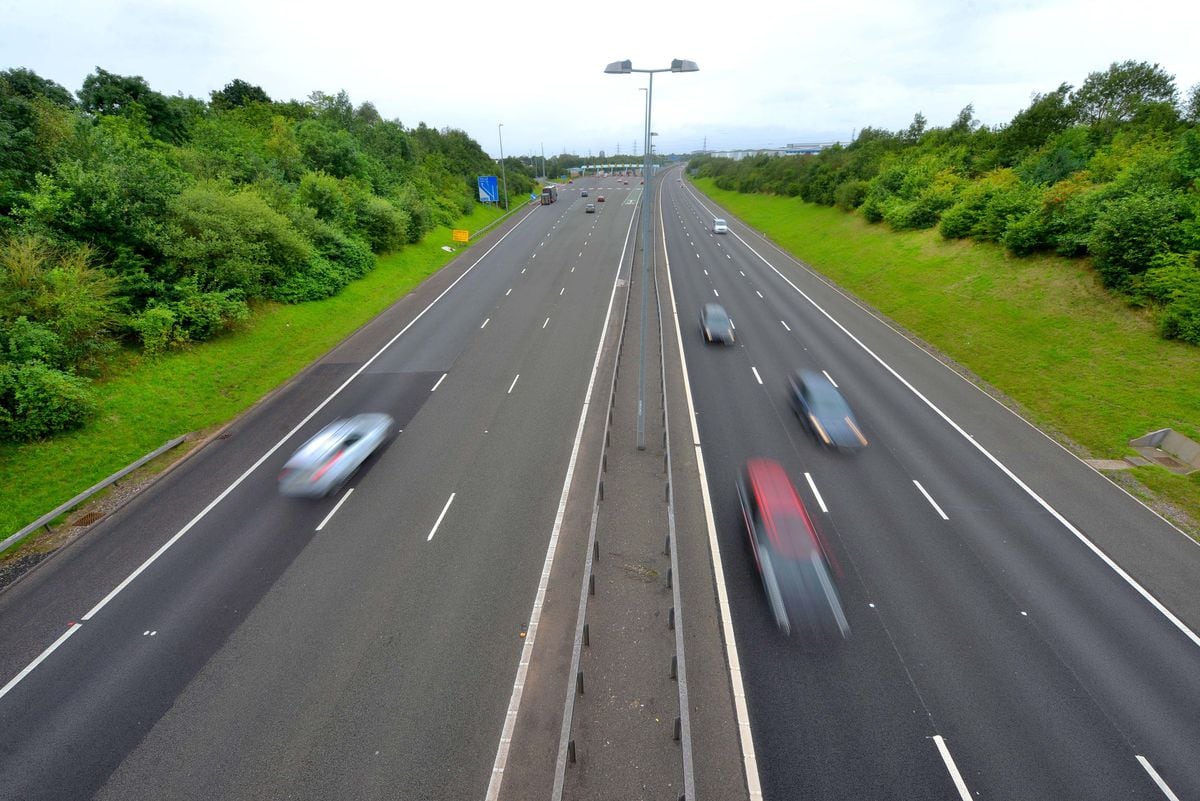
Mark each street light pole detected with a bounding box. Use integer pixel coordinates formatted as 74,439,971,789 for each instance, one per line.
605,58,699,450
498,123,509,210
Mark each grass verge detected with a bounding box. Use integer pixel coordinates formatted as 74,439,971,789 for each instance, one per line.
0,202,511,546
691,177,1200,536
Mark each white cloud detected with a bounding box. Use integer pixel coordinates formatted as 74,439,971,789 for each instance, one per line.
2,0,1198,157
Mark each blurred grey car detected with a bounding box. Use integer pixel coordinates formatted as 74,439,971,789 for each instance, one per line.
788,369,867,450
699,302,734,344
278,413,395,497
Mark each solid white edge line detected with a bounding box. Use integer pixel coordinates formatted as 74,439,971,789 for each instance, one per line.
431,372,448,392
426,493,456,542
0,623,80,702
751,366,762,385
822,369,839,388
663,194,764,800
507,374,520,394
913,480,950,521
804,472,829,513
73,211,537,627
315,488,354,532
726,223,1200,651
933,735,974,801
484,202,636,801
1136,755,1182,801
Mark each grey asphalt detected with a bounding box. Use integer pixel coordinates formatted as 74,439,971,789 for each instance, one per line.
0,186,644,800
662,165,1200,801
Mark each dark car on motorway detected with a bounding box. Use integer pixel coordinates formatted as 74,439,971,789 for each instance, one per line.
699,302,734,344
597,195,605,202
789,369,868,450
279,413,395,498
736,458,850,642
581,190,588,197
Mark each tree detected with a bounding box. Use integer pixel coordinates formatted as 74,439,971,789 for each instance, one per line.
903,112,927,144
78,67,189,144
0,68,76,108
1071,60,1178,128
210,79,271,110
1184,83,1200,123
996,84,1074,164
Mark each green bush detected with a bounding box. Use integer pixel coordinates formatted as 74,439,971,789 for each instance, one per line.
268,256,352,303
0,360,96,441
130,305,179,354
1001,211,1050,255
833,179,869,211
1138,252,1200,343
354,194,408,252
1,316,65,367
1089,190,1182,289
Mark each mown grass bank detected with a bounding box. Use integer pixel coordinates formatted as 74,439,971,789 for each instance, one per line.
0,202,510,542
692,177,1200,534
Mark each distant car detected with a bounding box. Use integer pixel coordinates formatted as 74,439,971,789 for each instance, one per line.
597,195,605,202
585,202,596,213
788,369,868,450
699,303,734,344
736,458,850,641
711,217,728,234
279,413,395,497
581,190,588,197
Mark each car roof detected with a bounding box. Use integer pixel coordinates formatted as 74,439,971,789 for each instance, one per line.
745,458,820,560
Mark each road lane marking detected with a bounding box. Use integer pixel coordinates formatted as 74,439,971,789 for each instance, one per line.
431,373,447,392
67,204,540,628
0,623,80,702
1136,755,1182,801
913,481,949,520
740,270,746,277
781,320,791,331
703,269,708,276
480,318,490,329
933,736,973,801
822,370,838,387
713,289,720,297
756,290,764,298
316,488,354,531
426,493,456,541
493,203,638,801
560,287,565,295
543,317,550,329
505,288,512,296
508,374,520,394
662,212,762,800
751,366,762,385
804,472,828,513
729,317,736,329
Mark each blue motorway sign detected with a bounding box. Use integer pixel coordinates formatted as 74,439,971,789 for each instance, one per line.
478,175,499,203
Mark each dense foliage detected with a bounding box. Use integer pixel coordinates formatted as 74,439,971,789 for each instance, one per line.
0,67,503,440
690,61,1200,347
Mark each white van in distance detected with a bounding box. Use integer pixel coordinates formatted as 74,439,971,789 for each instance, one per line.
712,218,728,234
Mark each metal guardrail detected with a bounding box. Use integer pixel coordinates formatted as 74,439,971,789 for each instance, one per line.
1,435,188,555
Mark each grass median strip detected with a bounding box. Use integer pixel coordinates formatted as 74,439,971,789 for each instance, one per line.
692,177,1200,535
0,204,506,547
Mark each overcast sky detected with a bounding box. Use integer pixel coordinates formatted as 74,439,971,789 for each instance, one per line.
3,0,1199,160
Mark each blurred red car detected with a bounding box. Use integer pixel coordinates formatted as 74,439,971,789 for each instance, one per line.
736,458,849,642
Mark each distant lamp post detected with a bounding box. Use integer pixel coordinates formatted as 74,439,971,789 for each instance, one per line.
604,58,699,449
498,123,509,210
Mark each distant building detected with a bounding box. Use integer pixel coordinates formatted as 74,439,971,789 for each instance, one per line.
706,143,838,160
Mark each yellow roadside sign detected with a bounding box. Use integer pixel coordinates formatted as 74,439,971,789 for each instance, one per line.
452,229,469,243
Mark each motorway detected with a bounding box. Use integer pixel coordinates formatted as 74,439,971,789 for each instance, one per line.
0,181,642,800
3,163,1200,801
658,163,1200,800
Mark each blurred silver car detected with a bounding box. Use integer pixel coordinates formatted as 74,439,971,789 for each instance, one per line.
278,413,395,497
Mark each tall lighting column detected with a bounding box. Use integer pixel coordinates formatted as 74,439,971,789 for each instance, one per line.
498,123,509,210
604,58,699,449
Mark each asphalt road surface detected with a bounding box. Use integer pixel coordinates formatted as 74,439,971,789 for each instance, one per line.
659,164,1200,801
0,179,640,801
